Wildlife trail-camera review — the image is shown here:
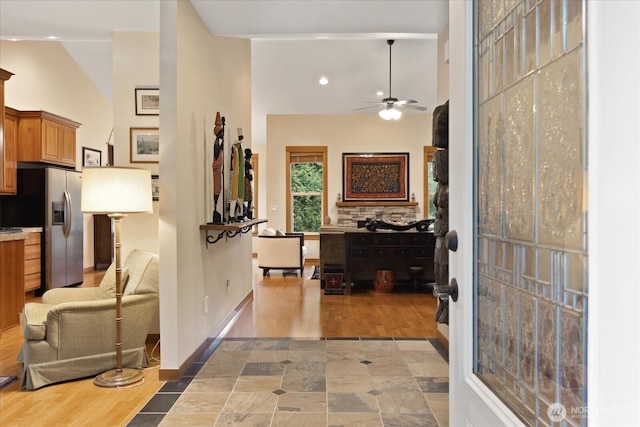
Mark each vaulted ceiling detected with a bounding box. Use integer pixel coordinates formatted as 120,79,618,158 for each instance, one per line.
0,1,448,115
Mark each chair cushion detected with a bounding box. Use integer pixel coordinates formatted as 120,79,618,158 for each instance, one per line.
98,265,130,299
22,303,55,340
123,250,159,296
262,228,276,236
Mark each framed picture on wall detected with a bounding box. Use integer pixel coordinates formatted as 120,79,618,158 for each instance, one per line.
151,174,159,201
342,152,409,202
130,127,159,163
82,147,102,167
135,88,159,115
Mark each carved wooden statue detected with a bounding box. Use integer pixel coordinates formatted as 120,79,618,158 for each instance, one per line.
211,112,225,224
244,148,253,219
229,128,245,221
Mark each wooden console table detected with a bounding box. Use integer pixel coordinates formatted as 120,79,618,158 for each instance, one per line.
343,230,435,295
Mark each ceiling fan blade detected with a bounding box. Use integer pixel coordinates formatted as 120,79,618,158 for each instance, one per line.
395,99,418,105
401,104,428,111
354,105,381,111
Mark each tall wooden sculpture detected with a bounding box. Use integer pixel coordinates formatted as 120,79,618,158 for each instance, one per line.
244,147,254,219
229,128,245,221
211,112,225,224
432,100,450,324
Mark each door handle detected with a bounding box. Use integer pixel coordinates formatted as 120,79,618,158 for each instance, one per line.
63,190,72,238
445,229,458,252
433,278,459,302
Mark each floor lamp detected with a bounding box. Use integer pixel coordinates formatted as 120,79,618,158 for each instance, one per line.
81,167,152,387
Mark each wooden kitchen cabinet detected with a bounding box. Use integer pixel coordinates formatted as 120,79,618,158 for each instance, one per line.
2,107,19,194
0,239,25,330
24,232,41,292
17,110,80,167
0,68,16,194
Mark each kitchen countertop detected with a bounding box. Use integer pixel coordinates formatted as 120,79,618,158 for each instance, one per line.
0,227,43,242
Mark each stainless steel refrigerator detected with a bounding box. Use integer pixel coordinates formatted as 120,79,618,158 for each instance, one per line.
0,166,83,290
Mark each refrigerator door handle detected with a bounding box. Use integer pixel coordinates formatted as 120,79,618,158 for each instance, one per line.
63,189,72,238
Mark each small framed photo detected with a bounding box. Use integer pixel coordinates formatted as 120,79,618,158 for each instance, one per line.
82,147,102,167
135,88,159,116
151,174,159,201
130,127,159,163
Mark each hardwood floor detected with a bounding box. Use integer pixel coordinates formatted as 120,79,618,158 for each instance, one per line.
227,264,438,338
0,269,165,427
0,263,439,426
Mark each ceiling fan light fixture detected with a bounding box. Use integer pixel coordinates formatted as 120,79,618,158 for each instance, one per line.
355,39,427,116
379,107,402,120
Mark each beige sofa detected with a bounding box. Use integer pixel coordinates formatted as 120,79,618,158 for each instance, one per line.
258,232,306,277
18,250,159,390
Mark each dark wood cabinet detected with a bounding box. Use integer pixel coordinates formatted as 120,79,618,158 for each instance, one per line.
344,230,435,294
93,214,113,270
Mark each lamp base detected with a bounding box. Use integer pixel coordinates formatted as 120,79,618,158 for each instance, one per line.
94,368,144,388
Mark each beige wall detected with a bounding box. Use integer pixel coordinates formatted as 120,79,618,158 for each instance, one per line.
438,23,450,106
265,114,432,258
0,40,113,268
112,32,160,260
159,0,252,368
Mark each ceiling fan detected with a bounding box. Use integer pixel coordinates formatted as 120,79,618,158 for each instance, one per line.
355,39,427,120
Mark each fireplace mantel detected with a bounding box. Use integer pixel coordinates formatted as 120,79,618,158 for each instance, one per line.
336,201,418,207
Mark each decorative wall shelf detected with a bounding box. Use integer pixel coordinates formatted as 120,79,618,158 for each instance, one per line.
336,201,418,207
200,219,267,247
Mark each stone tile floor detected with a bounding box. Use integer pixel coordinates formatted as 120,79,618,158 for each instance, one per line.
128,338,449,427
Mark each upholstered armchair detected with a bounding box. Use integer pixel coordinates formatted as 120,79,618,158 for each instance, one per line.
19,250,159,390
258,231,306,277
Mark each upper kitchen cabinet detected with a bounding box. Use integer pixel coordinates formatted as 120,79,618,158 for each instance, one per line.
1,68,16,195
3,108,18,194
17,111,80,168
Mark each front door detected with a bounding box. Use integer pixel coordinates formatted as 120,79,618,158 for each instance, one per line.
448,1,640,426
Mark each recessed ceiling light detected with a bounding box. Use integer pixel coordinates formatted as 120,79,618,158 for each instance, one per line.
319,77,329,85
315,36,328,39
376,90,384,96
44,35,60,40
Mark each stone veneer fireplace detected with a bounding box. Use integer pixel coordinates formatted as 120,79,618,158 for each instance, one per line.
335,202,419,227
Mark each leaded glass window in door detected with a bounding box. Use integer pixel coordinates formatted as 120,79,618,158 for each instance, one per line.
474,0,588,425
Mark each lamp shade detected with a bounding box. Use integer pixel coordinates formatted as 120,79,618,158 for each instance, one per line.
379,107,402,120
81,167,153,214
